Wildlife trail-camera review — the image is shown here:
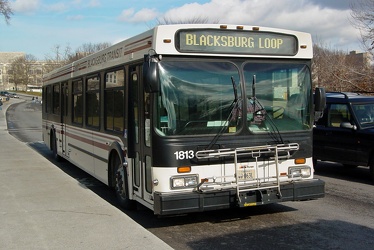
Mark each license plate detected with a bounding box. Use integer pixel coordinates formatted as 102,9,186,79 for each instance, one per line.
237,168,255,181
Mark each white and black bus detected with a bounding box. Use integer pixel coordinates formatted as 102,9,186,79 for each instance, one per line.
42,24,326,215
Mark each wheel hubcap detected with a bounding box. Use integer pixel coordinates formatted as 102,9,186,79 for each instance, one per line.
115,166,126,198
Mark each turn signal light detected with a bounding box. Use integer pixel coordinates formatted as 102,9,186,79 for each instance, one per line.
177,166,191,173
294,158,306,164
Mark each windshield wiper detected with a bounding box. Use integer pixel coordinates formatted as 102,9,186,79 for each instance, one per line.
251,75,284,144
232,76,238,103
206,77,239,150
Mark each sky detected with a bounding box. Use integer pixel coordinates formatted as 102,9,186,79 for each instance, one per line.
0,0,361,60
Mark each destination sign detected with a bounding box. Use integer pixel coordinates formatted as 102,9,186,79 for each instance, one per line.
176,29,298,56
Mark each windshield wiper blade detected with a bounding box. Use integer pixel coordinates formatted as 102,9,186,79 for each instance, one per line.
206,77,239,150
251,74,284,144
232,76,238,103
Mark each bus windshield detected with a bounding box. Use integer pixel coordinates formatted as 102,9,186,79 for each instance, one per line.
243,62,312,132
156,61,241,136
155,60,312,136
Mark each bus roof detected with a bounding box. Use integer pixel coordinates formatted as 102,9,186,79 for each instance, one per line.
43,24,313,84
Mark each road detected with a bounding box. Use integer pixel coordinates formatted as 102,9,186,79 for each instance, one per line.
6,97,374,250
6,97,42,143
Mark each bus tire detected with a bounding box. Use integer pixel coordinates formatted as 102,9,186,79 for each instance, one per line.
51,132,61,162
113,155,136,210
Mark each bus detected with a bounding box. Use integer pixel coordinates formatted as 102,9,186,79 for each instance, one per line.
42,24,326,215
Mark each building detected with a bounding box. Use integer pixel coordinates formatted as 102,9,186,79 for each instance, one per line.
0,52,25,91
346,50,371,68
0,52,48,92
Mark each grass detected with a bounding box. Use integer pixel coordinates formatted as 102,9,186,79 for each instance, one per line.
16,91,42,97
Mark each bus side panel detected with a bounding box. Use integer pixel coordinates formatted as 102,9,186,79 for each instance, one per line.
92,134,124,186
66,126,95,176
42,120,51,150
93,142,109,185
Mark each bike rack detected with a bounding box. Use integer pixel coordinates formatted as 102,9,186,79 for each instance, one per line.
195,143,299,202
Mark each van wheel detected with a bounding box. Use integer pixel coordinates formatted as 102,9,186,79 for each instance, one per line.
113,155,136,210
313,158,317,168
370,161,374,182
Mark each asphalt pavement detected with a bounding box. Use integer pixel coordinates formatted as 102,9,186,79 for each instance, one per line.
0,98,172,250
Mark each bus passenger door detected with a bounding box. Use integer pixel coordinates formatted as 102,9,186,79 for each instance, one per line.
129,66,153,205
61,82,69,157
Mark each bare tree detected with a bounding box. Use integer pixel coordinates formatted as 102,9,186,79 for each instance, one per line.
351,0,374,54
9,54,37,90
312,44,346,91
0,0,13,24
313,42,373,93
75,42,111,54
45,44,75,64
43,42,111,74
43,44,74,73
69,42,111,61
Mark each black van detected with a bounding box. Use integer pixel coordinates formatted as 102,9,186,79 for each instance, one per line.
313,92,374,181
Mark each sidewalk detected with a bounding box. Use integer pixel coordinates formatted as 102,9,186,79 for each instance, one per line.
0,99,172,250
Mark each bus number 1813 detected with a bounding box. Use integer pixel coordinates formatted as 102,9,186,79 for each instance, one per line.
174,150,195,160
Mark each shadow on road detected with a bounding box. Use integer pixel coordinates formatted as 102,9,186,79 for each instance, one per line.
26,142,373,250
185,219,374,250
314,161,373,185
26,141,297,224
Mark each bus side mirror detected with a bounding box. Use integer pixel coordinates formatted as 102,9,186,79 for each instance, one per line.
143,55,159,93
314,87,326,112
314,87,326,122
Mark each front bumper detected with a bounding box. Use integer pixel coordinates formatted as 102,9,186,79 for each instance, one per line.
153,179,325,215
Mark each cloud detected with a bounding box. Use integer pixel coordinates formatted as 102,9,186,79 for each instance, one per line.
118,8,134,21
118,8,160,23
45,2,68,12
161,0,361,51
70,0,100,8
11,0,40,13
88,0,100,7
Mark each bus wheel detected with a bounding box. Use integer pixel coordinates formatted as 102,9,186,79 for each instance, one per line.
51,133,61,162
113,156,136,210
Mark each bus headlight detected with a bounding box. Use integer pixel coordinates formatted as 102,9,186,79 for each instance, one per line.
288,166,311,178
170,175,198,189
